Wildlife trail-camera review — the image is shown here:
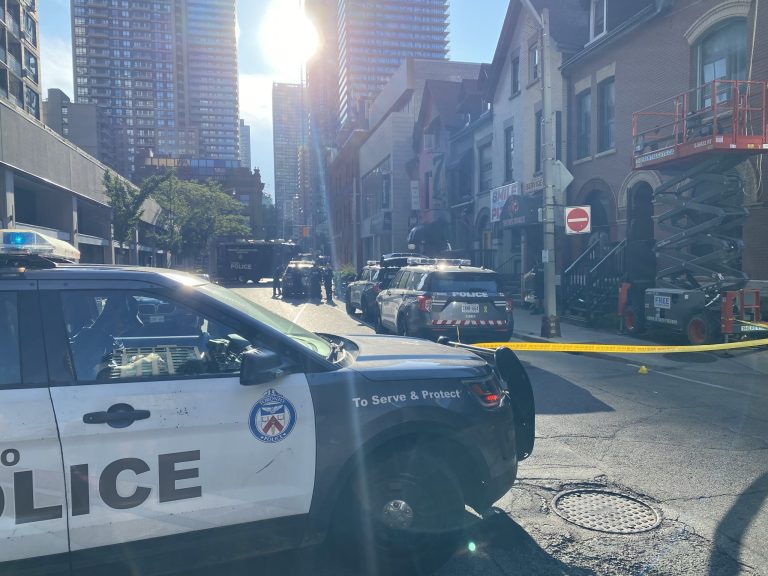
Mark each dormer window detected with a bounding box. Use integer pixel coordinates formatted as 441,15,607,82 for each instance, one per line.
590,0,606,41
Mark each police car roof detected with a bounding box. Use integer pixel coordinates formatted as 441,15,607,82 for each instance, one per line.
0,262,210,288
404,263,494,273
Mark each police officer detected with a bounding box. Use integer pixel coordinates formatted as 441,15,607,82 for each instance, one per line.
310,264,322,300
273,263,283,298
323,265,334,303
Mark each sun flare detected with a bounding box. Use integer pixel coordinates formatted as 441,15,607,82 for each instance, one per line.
260,1,320,77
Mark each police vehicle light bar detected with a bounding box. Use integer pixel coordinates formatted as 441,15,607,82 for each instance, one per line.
0,229,80,262
406,257,473,267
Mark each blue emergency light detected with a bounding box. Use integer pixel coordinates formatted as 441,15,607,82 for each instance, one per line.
4,232,34,246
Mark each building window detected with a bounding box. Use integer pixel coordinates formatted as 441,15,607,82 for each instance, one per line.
511,57,520,95
576,90,592,159
381,174,391,209
425,172,432,209
534,110,543,173
504,126,515,183
598,78,615,151
528,44,540,82
590,0,606,41
478,144,492,194
696,19,747,107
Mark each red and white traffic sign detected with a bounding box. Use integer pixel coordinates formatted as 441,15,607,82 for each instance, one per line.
565,205,591,235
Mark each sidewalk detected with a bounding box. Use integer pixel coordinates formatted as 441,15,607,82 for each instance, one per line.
511,310,768,373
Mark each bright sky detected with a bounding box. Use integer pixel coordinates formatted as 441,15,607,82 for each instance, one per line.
39,0,508,197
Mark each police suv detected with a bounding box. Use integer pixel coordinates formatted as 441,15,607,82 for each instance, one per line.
0,230,534,575
375,258,515,343
345,253,423,321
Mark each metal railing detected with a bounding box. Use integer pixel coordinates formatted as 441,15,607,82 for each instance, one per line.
562,239,626,318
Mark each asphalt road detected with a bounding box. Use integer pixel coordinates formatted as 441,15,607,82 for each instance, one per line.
228,283,768,576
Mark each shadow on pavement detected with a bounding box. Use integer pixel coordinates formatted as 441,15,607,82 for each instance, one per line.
708,471,768,576
446,511,598,576
187,512,595,576
525,365,614,415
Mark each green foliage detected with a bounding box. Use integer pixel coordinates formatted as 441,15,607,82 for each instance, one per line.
103,172,149,248
149,172,249,265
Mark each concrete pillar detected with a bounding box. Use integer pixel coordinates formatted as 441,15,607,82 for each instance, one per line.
0,167,15,228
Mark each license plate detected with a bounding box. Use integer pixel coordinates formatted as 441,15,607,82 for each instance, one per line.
461,303,480,313
149,315,165,323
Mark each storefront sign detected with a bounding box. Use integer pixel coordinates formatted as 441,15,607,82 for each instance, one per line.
523,176,544,195
410,180,420,211
491,182,519,222
503,194,540,228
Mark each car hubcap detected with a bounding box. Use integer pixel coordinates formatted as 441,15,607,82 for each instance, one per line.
381,499,414,529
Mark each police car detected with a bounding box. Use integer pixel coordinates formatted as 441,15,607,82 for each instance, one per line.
375,258,515,343
0,230,534,576
345,253,424,321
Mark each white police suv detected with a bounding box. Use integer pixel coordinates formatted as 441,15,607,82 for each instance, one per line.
0,230,535,575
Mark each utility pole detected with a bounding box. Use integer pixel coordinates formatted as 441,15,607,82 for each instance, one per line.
521,1,561,337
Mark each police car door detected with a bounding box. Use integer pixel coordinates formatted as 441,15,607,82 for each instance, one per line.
40,284,316,574
0,281,70,576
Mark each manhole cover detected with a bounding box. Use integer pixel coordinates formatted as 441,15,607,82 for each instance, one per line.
552,489,661,534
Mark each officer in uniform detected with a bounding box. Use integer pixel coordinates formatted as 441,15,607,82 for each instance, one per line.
322,265,334,303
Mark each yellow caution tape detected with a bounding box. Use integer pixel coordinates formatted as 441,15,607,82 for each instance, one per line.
473,337,768,354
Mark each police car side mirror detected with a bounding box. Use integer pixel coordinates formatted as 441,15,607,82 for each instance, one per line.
240,348,283,386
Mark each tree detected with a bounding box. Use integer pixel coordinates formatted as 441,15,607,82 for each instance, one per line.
150,173,249,267
262,192,279,240
103,172,149,248
104,171,172,248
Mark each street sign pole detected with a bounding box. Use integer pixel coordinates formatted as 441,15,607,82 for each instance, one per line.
539,7,560,337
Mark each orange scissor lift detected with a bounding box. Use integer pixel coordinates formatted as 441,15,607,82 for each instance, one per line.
626,79,768,343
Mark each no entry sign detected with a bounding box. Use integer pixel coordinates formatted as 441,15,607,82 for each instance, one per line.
565,205,591,235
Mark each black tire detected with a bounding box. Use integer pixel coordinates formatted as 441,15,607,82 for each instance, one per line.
623,304,645,335
362,297,376,323
686,313,719,345
374,310,385,334
332,451,464,575
346,297,355,315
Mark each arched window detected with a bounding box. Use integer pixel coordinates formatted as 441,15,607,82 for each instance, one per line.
696,19,746,106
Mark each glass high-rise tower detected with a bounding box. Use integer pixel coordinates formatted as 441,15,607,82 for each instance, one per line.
71,0,238,179
336,0,449,130
1,0,41,120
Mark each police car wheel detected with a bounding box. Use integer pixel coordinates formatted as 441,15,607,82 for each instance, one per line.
362,300,376,322
374,312,385,334
335,451,464,574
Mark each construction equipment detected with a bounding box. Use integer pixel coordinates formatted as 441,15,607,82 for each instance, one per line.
566,80,768,344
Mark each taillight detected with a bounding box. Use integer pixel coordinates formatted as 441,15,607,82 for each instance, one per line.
372,283,381,294
506,299,514,313
465,375,503,407
418,295,432,312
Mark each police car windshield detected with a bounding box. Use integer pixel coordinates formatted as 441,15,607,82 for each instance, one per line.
197,283,333,358
431,272,499,293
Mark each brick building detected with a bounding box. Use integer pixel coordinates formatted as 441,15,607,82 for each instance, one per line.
561,0,767,280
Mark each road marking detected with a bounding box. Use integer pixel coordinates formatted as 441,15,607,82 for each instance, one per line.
639,367,763,398
292,303,307,325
